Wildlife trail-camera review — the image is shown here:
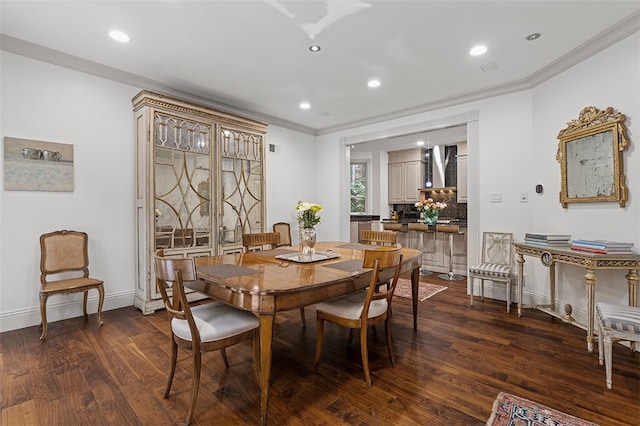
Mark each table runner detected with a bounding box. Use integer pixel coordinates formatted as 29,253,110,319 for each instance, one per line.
336,243,374,250
198,264,261,279
323,259,364,272
250,248,297,257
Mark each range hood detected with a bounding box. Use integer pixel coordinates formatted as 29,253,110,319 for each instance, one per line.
431,145,446,188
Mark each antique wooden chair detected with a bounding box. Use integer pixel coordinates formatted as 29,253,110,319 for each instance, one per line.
469,232,514,312
154,251,259,425
313,247,403,387
272,222,292,247
360,229,397,246
596,302,640,389
39,230,104,340
242,232,281,252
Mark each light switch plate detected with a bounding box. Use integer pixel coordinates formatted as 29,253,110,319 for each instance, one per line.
490,192,502,203
520,192,528,202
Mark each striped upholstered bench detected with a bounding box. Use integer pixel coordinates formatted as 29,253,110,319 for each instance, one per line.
596,302,640,389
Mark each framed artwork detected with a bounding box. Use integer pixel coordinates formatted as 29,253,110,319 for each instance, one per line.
3,137,74,192
556,106,629,208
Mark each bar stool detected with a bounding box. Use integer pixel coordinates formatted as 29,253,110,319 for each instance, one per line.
407,223,432,275
437,224,465,281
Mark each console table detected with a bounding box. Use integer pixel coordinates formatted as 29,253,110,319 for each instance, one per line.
513,242,639,352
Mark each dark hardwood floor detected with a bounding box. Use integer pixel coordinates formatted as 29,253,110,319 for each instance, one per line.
2,275,638,425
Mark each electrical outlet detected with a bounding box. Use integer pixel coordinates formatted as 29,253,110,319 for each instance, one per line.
520,192,528,202
490,192,502,203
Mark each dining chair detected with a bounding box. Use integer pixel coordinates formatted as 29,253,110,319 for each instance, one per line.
469,231,514,312
242,232,281,252
38,230,104,340
272,222,292,247
243,231,307,325
313,247,403,387
596,302,640,389
360,229,398,246
154,251,260,425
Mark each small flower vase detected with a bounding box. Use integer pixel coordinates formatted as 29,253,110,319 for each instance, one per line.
423,210,439,225
301,227,316,258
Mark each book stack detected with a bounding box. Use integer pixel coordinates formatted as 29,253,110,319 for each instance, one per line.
571,239,635,254
524,233,571,246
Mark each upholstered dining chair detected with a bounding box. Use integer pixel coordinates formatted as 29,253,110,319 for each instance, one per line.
38,230,104,340
360,229,398,246
154,251,259,425
242,232,281,252
272,222,292,247
313,247,403,387
596,302,640,389
469,232,514,312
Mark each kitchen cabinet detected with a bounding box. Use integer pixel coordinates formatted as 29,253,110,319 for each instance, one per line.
457,142,468,203
388,148,425,204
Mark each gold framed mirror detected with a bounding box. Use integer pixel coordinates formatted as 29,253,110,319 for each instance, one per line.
556,106,630,208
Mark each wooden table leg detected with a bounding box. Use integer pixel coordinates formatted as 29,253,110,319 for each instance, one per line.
584,268,597,353
259,314,275,426
411,267,419,330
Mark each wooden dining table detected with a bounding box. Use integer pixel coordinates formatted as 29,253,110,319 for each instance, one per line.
189,241,422,425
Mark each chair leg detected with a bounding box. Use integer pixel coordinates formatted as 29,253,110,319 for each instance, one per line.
164,339,178,398
186,351,203,425
598,323,604,366
506,279,511,313
385,316,395,367
469,277,474,307
603,334,613,389
313,318,325,370
480,279,485,300
220,348,230,368
83,291,89,320
360,325,372,387
300,307,306,327
96,284,104,326
347,328,356,345
39,293,48,341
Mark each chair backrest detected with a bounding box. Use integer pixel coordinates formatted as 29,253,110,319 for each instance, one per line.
361,247,403,319
40,230,90,283
360,230,397,246
481,232,514,266
242,232,281,251
154,250,200,341
272,222,292,247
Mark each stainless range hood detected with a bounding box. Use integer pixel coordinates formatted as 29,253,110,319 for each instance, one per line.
431,145,446,188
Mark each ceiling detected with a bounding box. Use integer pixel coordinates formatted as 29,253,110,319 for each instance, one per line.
1,1,639,138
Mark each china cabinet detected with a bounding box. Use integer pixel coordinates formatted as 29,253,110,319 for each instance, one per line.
132,91,267,313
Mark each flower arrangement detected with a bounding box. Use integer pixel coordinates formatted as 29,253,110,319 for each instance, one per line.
296,201,322,229
415,198,447,216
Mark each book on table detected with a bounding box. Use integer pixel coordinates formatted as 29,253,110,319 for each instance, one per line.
570,239,635,254
525,233,571,241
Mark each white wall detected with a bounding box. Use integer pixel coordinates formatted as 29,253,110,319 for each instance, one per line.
0,52,313,332
315,32,640,324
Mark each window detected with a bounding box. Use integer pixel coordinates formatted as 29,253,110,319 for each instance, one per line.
350,162,367,213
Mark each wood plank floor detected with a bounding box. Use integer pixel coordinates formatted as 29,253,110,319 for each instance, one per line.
2,275,638,425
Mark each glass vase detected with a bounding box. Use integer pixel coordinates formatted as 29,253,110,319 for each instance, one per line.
301,227,316,258
423,210,439,225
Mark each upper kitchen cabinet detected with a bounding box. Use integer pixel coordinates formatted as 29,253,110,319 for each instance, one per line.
388,148,425,204
457,142,468,203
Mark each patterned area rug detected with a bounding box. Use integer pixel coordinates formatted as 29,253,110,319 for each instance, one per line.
486,392,599,426
394,278,447,301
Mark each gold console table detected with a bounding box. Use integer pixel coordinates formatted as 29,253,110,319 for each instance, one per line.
513,242,639,352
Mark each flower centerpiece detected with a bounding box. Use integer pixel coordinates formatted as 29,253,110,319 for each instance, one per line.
415,198,447,225
296,201,322,257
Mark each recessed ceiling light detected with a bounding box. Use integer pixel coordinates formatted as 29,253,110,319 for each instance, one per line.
309,45,321,52
109,30,130,43
367,79,381,88
416,140,425,146
469,45,487,56
299,102,311,110
526,33,541,41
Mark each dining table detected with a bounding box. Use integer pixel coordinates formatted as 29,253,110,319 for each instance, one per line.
190,241,422,425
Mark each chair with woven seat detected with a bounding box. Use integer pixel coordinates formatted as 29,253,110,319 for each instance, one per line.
272,222,292,247
596,302,640,389
469,232,514,312
154,251,259,425
360,229,397,246
313,246,403,387
38,230,104,340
